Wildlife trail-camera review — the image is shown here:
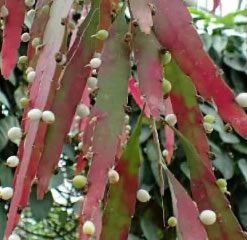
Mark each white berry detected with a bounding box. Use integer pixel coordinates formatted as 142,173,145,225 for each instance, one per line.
203,122,213,134
27,9,35,18
76,104,90,118
0,187,13,200
31,37,40,48
89,58,102,69
8,127,22,143
8,234,21,240
42,111,55,124
108,169,119,184
1,5,9,18
27,71,36,83
87,77,98,88
162,149,168,157
26,67,34,74
6,156,19,168
199,210,217,225
21,32,30,42
137,189,151,203
236,93,247,108
25,0,35,7
27,108,42,121
82,220,95,236
78,142,83,151
165,114,177,126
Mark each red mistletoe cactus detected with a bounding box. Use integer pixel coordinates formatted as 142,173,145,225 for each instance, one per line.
1,0,247,239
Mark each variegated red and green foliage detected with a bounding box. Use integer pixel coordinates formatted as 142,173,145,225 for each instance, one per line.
0,0,246,240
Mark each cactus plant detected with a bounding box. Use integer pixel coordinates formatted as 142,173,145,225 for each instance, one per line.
2,0,247,239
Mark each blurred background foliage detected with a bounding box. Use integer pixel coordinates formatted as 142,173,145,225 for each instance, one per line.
0,6,247,240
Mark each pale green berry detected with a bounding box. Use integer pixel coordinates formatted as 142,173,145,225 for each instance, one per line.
203,114,215,124
20,97,29,108
162,79,172,95
18,56,28,64
220,186,228,194
216,178,227,189
93,29,109,40
161,51,172,65
168,216,177,227
72,175,87,189
41,4,50,15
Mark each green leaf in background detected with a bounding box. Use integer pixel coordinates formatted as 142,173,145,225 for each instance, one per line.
140,208,163,240
210,141,234,180
0,162,13,187
0,91,10,108
30,187,53,221
200,104,239,144
48,171,64,190
0,202,7,239
101,114,142,240
238,159,247,182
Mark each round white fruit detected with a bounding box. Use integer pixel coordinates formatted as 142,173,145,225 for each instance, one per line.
8,234,21,240
27,71,36,83
6,156,19,168
21,32,30,42
26,67,34,74
137,189,151,203
0,187,14,200
27,108,42,121
87,77,98,88
236,93,247,108
89,58,102,69
82,220,95,236
162,149,168,157
165,114,177,126
25,0,35,7
199,210,217,225
76,104,90,118
42,111,55,124
8,127,22,142
108,169,120,184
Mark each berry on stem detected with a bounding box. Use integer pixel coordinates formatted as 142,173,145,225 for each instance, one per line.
168,216,177,227
236,93,247,108
42,111,55,124
0,187,14,200
6,156,19,168
27,108,42,121
82,221,95,236
72,175,87,189
165,114,177,126
108,169,120,184
199,210,216,225
137,189,151,203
